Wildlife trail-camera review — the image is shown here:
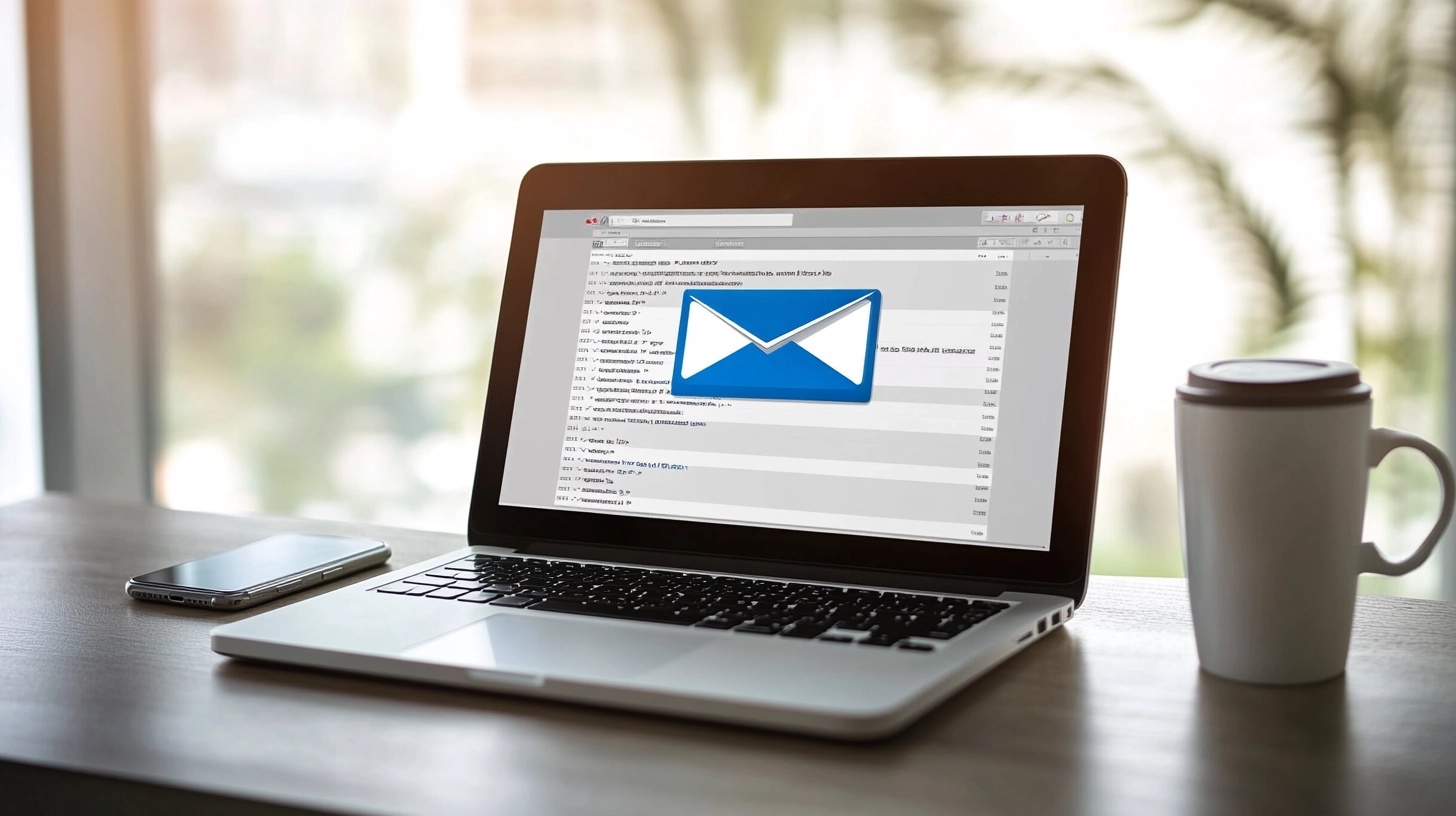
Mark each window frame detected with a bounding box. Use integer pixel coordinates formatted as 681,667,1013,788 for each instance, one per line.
24,0,156,502
0,0,41,504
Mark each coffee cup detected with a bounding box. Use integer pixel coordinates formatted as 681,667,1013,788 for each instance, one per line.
1175,359,1454,684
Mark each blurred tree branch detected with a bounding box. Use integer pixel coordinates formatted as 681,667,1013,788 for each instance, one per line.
1160,2,1452,521
945,60,1309,349
642,0,1450,389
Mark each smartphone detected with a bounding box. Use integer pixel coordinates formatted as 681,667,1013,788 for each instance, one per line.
126,533,391,610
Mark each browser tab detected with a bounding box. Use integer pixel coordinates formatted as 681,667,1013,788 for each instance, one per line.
605,214,792,227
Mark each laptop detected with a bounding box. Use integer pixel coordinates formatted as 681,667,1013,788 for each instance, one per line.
212,155,1127,740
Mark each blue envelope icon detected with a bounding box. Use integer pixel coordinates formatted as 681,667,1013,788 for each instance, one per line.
671,288,882,402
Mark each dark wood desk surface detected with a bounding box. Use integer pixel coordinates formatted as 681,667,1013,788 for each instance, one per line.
2,494,1454,816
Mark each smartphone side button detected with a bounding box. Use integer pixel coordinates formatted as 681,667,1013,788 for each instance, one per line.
320,567,343,579
274,580,302,594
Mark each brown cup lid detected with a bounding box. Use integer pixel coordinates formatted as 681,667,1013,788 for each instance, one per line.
1176,359,1371,407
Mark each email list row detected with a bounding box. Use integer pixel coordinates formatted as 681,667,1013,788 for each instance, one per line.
560,422,994,471
577,357,1008,393
576,307,1006,392
568,398,1002,438
585,271,1013,313
557,447,994,487
551,497,990,545
551,496,990,545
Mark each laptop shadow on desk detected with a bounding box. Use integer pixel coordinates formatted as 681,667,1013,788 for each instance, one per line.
201,636,1081,815
209,626,1090,755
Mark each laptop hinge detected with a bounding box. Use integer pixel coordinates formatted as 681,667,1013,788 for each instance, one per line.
502,539,1008,597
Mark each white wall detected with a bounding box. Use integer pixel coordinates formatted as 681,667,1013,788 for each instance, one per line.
0,0,43,504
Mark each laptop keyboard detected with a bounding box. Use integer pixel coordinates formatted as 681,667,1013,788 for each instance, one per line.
374,555,1009,651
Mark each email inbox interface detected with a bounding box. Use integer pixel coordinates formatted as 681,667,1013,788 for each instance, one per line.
501,207,1082,551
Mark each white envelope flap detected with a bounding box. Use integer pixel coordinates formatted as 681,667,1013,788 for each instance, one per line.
678,299,752,379
795,298,873,384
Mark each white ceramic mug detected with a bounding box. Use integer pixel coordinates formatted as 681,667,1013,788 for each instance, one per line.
1175,359,1455,685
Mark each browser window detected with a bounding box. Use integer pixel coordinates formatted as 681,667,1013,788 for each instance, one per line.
500,207,1083,551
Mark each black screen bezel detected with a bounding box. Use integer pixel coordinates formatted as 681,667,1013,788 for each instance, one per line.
467,155,1126,592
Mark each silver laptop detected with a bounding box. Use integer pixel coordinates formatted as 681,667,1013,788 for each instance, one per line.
213,156,1127,740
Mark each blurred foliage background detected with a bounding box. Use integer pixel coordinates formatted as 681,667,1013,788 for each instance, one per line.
148,0,1454,596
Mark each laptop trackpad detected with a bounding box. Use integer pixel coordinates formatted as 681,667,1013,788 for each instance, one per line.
402,613,707,681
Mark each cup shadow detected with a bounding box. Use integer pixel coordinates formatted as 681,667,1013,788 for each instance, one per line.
1187,670,1351,816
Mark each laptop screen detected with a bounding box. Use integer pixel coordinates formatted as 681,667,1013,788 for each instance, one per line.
500,206,1082,552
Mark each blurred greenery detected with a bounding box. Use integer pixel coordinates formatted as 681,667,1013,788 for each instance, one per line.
150,0,1452,593
1159,0,1454,527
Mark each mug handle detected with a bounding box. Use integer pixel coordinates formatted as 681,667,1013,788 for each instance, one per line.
1359,428,1456,576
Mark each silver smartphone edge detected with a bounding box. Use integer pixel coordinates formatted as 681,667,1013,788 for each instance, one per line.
125,540,392,610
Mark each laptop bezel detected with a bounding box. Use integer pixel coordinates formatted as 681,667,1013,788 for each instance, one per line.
467,156,1126,599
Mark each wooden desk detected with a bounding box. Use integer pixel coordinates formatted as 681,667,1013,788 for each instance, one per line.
1,495,1453,816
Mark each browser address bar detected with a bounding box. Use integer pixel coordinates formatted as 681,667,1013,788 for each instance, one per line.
605,214,793,227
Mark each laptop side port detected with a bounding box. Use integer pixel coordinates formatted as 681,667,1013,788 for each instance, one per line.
1037,618,1047,634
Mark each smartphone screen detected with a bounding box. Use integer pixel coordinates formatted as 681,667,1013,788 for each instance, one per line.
132,534,384,592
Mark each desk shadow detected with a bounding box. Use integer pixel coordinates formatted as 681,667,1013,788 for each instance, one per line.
211,627,1091,767
1188,671,1350,816
900,628,1096,813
